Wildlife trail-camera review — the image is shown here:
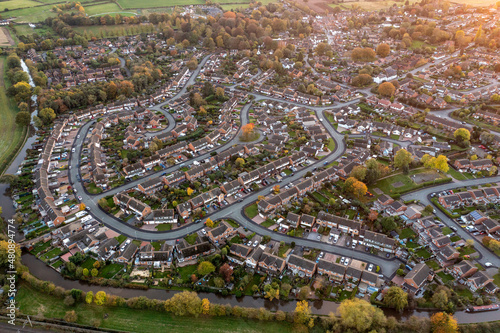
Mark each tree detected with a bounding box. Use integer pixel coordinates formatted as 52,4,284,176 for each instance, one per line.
214,277,225,288
337,298,386,332
350,165,367,181
39,107,56,124
64,310,78,323
241,123,256,141
235,158,245,168
344,177,367,199
264,283,280,301
378,82,396,96
94,291,107,305
454,128,470,146
187,187,194,196
0,240,20,268
430,312,458,333
165,291,202,317
293,300,311,326
8,81,32,102
376,43,391,57
298,286,311,300
91,268,98,277
383,286,408,312
197,261,215,276
15,111,31,126
63,295,75,307
219,263,233,282
7,53,21,68
432,289,449,310
394,149,412,173
351,74,373,87
215,87,225,100
368,210,378,222
273,185,280,194
85,291,94,304
202,298,210,314
205,218,214,228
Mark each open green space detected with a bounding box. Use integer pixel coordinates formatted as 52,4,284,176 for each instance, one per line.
184,233,198,245
155,223,173,231
81,258,97,270
85,2,124,16
178,264,197,283
371,169,450,195
17,283,292,333
0,0,40,12
399,228,416,239
99,263,124,278
0,56,27,176
244,203,258,219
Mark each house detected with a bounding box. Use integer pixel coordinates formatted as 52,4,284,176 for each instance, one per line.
300,214,316,228
257,252,286,275
228,243,253,265
135,243,173,268
403,263,432,292
345,266,363,288
206,221,235,244
448,260,477,279
466,271,493,292
438,194,461,209
362,230,396,253
137,177,165,195
286,212,301,228
316,211,361,236
115,243,138,264
143,209,177,224
317,259,345,282
177,241,214,262
287,254,317,277
404,207,421,220
377,194,394,206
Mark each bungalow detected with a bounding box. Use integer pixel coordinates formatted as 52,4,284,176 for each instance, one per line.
287,254,317,277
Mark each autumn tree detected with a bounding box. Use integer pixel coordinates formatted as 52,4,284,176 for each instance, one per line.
344,177,368,199
215,87,225,100
454,128,470,147
202,298,210,314
64,310,78,322
94,291,107,305
205,218,214,228
264,283,280,301
241,123,256,141
197,261,215,276
350,165,367,181
378,81,396,96
273,185,280,194
337,298,386,332
85,291,94,304
187,187,194,196
0,240,20,268
368,210,378,222
294,300,312,328
430,312,458,333
394,149,413,173
219,263,233,282
8,81,32,102
383,286,408,312
39,107,57,124
376,43,391,57
351,73,373,87
235,157,245,168
164,291,202,317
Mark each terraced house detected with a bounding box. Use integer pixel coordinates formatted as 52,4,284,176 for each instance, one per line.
287,254,317,277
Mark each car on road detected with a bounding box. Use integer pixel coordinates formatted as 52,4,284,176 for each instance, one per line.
318,252,324,259
72,148,75,153
485,262,493,267
368,264,374,272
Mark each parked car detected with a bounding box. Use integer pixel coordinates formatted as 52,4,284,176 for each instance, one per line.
201,229,207,235
253,240,259,247
368,264,374,272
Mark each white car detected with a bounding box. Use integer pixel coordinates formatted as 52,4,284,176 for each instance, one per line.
344,258,350,266
201,229,207,235
368,264,374,272
253,240,259,247
340,257,345,265
72,148,75,153
485,262,493,268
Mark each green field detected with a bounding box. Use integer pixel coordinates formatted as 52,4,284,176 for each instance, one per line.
244,203,258,219
371,169,450,195
85,2,129,16
0,0,40,11
0,56,27,176
99,263,124,278
1,4,56,22
17,283,293,333
155,223,173,231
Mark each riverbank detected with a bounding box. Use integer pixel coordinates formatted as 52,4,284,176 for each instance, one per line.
0,55,28,176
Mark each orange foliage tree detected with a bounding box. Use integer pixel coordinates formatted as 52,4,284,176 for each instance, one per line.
430,312,458,333
241,123,256,141
345,177,368,199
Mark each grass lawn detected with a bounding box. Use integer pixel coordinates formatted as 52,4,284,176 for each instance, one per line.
184,234,198,245
230,235,242,244
458,246,476,256
244,203,258,219
30,241,51,255
455,288,473,300
494,273,500,287
40,248,62,261
400,228,416,239
87,182,103,194
155,223,173,231
115,235,127,244
278,245,291,258
441,227,452,235
371,169,450,195
312,192,328,204
450,235,461,242
17,283,292,333
416,248,432,259
81,258,97,270
178,264,197,283
327,138,335,151
226,219,239,228
0,0,40,11
243,274,262,296
0,56,27,176
447,168,468,181
51,260,64,269
260,219,275,228
406,241,419,249
426,260,440,271
99,263,124,278
437,271,455,284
